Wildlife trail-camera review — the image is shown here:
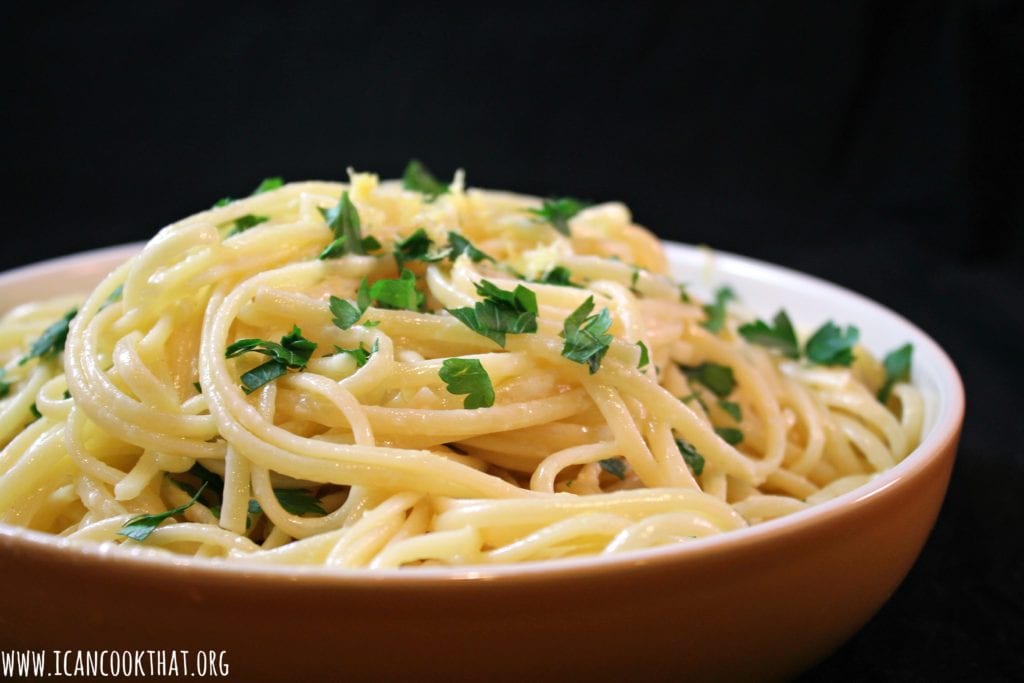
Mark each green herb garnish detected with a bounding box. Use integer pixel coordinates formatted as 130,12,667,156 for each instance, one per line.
118,482,208,542
599,457,627,480
448,280,538,347
213,176,284,207
370,269,425,311
332,339,378,368
226,214,269,237
560,296,613,374
878,343,913,402
447,232,494,263
675,439,705,476
714,427,744,445
225,325,317,393
717,399,742,422
394,228,444,269
319,191,380,256
439,358,495,409
738,310,800,359
700,287,734,333
682,362,736,398
330,279,372,330
20,309,77,365
527,197,589,236
402,160,449,200
536,265,579,288
805,321,859,367
273,488,327,516
636,341,650,369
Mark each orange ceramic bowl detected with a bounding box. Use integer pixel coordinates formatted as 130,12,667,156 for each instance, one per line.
0,242,963,682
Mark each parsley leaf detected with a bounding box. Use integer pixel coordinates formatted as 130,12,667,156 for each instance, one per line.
370,269,425,311
528,197,589,236
333,339,378,368
700,287,734,333
636,341,650,369
878,343,913,402
329,279,372,330
738,310,799,359
805,321,860,367
560,296,614,374
213,176,284,208
118,482,208,542
226,213,269,237
20,309,77,365
599,457,627,480
225,325,317,393
402,159,449,200
682,362,736,398
535,265,580,288
714,427,744,445
675,439,705,476
448,280,539,347
439,358,495,409
320,191,378,256
447,232,494,263
252,177,284,194
274,488,327,516
394,228,444,269
717,399,742,422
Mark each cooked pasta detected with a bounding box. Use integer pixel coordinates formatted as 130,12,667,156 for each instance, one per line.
0,168,923,567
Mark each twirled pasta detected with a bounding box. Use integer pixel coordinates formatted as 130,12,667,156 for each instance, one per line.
0,170,923,567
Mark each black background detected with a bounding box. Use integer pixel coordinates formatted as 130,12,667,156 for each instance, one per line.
3,2,1022,680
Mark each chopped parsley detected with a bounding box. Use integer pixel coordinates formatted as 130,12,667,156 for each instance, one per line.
448,280,538,347
714,426,744,445
636,341,650,369
700,287,734,333
527,197,589,236
878,343,913,402
394,228,444,269
319,191,381,257
332,339,378,368
0,370,9,398
675,439,705,476
535,265,580,288
330,279,372,330
226,213,269,237
252,177,284,194
805,321,859,367
370,269,425,311
599,457,627,480
29,402,41,420
273,488,327,516
19,309,77,365
213,176,283,208
717,398,742,422
447,232,494,263
560,296,613,374
225,325,317,393
402,159,449,200
439,358,495,409
682,362,736,398
738,310,800,359
118,482,208,542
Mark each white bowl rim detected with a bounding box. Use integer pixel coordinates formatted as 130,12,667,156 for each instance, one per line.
0,240,965,583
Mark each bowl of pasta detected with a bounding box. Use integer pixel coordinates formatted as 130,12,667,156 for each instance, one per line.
0,167,963,682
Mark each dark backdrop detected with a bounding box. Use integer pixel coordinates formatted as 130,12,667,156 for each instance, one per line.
3,2,1022,680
